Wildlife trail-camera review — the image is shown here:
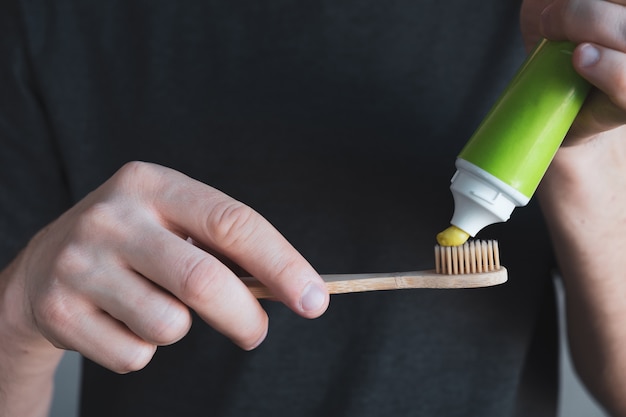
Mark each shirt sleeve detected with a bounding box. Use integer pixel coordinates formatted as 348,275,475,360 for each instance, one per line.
0,0,72,268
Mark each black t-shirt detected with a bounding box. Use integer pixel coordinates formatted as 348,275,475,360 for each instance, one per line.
0,1,558,416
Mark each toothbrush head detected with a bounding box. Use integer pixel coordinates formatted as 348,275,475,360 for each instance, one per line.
435,239,501,275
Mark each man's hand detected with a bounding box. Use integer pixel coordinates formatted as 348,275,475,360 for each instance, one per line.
521,1,626,414
1,161,329,374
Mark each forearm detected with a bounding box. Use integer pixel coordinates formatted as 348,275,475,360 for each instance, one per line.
538,129,626,415
0,256,64,417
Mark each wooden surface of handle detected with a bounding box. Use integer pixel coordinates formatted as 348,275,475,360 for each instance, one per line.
241,267,507,299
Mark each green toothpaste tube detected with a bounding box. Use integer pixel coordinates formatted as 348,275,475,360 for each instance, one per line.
445,39,592,241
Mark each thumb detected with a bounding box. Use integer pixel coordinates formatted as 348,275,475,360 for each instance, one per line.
566,88,626,146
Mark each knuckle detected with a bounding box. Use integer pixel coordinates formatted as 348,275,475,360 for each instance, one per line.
36,294,71,329
109,161,164,200
206,200,258,248
552,0,584,37
115,161,157,183
52,243,91,280
237,315,269,351
271,256,302,283
145,302,191,345
51,204,125,278
111,343,157,374
34,293,79,345
76,202,126,240
561,0,582,21
177,255,225,306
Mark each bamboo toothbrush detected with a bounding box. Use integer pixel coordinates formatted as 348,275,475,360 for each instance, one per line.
242,239,506,298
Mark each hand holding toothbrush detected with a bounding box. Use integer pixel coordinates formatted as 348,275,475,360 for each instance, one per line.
0,162,330,416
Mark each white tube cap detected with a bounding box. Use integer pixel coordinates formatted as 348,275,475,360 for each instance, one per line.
449,159,530,236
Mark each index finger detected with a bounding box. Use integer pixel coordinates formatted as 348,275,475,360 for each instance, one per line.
143,163,330,318
541,0,626,52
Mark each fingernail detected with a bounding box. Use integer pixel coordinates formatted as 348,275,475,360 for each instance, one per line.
578,44,600,68
540,4,555,38
300,282,327,313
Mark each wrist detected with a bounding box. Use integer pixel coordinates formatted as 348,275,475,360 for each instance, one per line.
0,255,64,417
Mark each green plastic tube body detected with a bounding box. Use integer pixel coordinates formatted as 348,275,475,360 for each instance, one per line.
458,39,591,199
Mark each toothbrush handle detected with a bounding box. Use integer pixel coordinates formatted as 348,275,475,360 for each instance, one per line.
240,268,507,299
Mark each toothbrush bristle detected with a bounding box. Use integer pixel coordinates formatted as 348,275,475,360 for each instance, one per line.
434,239,501,275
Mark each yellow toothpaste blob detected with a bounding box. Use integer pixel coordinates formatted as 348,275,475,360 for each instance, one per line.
436,225,470,247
